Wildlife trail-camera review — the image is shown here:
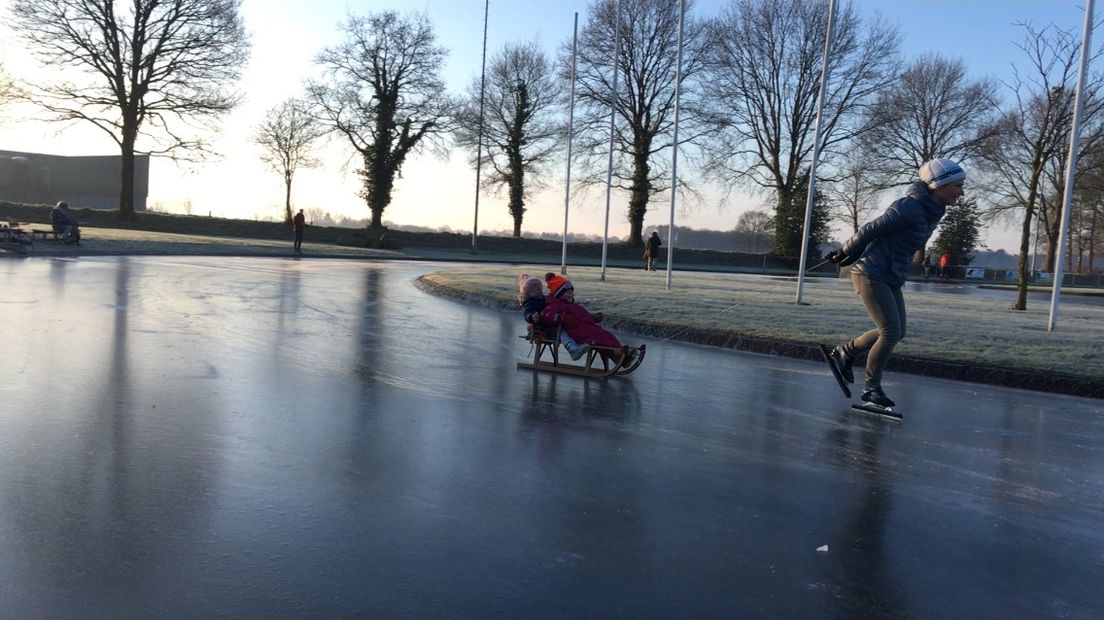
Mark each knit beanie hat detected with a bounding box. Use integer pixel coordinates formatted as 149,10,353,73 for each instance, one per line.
518,273,543,300
918,158,966,189
545,273,573,298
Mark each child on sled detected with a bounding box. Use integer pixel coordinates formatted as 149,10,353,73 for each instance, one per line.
518,273,591,361
540,273,638,367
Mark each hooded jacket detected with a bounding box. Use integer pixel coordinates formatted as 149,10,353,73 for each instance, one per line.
840,182,946,287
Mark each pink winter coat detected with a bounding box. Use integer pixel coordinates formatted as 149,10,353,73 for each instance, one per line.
542,297,622,349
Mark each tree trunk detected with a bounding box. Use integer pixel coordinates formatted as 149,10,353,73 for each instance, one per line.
1044,209,1059,272
1014,172,1045,310
118,125,138,221
284,169,293,224
509,176,524,238
1089,208,1097,272
362,143,396,230
627,147,651,245
508,147,525,238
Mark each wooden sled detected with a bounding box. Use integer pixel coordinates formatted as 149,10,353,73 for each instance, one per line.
517,323,646,379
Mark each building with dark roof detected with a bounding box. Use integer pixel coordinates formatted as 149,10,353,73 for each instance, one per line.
0,149,148,211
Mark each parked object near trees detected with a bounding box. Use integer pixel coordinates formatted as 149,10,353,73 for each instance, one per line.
10,0,250,221
309,11,455,231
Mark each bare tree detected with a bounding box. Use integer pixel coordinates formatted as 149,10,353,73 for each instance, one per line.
570,0,714,245
978,22,1104,310
860,54,1001,184
731,209,772,253
708,0,899,256
10,0,250,220
254,98,326,224
824,151,883,234
0,61,15,106
308,11,453,230
454,41,562,237
1034,118,1104,270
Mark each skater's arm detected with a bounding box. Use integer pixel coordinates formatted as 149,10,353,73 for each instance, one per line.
839,201,914,260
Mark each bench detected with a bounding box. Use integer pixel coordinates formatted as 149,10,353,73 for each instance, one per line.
29,229,61,241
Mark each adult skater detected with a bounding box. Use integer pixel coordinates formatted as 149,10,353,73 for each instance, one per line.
823,158,965,410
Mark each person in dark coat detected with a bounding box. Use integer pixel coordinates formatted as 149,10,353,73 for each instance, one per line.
50,201,80,245
292,209,306,253
643,231,662,271
824,158,965,408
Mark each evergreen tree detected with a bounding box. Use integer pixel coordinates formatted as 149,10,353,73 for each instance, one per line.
931,197,984,266
772,176,831,259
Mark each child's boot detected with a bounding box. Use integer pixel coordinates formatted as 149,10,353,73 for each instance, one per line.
563,340,590,361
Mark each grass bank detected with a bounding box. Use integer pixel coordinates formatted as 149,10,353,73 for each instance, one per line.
417,265,1104,398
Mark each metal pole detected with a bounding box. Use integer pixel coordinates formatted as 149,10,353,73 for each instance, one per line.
471,0,490,253
665,0,686,290
1049,0,1094,331
561,13,578,275
795,0,837,304
600,0,623,282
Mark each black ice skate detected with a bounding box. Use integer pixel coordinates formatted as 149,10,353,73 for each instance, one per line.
851,386,902,420
818,344,851,399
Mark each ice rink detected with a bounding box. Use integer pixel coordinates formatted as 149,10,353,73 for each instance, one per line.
1,257,1101,618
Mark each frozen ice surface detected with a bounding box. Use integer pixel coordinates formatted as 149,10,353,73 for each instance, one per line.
1,257,1102,618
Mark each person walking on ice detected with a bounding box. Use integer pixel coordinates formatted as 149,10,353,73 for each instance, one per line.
822,158,965,413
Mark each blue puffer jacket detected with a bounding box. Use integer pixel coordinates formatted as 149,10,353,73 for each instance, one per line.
841,182,946,288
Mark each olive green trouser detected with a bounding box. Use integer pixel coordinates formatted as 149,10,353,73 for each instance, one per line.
841,272,906,389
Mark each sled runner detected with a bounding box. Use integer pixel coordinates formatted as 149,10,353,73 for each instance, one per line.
517,323,646,379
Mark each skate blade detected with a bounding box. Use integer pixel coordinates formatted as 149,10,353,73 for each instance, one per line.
852,403,902,420
818,344,852,399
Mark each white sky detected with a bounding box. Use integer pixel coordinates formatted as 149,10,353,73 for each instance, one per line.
0,0,1093,251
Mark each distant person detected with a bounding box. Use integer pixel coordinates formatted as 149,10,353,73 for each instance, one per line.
50,201,80,245
822,158,964,411
643,231,661,271
922,253,932,280
938,252,950,279
292,209,306,253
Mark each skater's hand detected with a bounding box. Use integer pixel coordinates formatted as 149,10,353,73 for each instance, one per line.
827,249,857,267
594,312,603,323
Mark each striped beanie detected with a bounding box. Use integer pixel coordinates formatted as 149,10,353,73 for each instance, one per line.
918,158,965,189
545,273,573,298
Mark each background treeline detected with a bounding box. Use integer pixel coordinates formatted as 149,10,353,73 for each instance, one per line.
4,0,1104,308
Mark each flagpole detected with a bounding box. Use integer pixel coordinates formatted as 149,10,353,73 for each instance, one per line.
471,0,489,253
665,0,686,290
561,12,578,275
795,0,837,304
1049,0,1095,331
600,0,623,282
